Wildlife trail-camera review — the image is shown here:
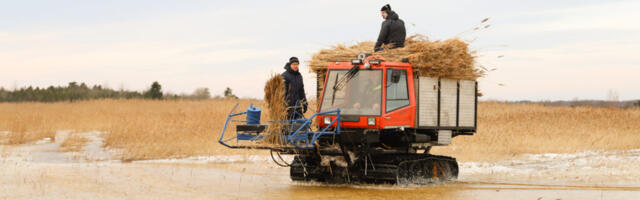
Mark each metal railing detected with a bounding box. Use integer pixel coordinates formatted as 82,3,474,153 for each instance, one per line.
218,102,341,150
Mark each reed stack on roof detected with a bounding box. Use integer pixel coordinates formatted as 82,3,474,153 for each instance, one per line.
308,34,483,80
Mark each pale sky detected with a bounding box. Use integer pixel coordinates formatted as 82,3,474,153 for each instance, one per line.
1,0,638,101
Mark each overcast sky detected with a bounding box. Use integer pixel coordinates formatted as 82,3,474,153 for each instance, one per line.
1,0,638,101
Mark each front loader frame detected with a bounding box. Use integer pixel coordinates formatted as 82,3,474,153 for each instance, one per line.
218,102,342,151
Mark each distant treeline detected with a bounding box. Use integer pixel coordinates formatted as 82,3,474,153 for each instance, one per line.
507,100,640,109
0,81,238,102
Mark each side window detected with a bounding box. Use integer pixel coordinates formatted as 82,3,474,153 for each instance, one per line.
386,69,409,112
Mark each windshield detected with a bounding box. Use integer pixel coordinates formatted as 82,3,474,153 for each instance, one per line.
320,69,382,116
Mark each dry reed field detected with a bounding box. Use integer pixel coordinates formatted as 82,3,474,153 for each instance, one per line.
433,101,640,161
0,99,264,160
1,100,639,161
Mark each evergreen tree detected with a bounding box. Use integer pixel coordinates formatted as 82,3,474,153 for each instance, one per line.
223,87,238,99
144,81,163,100
0,81,220,102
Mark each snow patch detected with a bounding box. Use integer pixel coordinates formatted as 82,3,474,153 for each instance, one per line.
135,155,280,164
458,149,640,186
34,137,53,144
0,130,122,164
77,131,117,161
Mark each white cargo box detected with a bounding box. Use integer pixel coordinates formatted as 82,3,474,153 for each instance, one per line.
416,76,477,130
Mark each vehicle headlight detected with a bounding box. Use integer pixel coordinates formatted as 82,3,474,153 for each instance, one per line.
324,117,332,125
367,118,376,126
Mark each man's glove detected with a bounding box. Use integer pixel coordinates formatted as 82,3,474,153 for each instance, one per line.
303,102,308,113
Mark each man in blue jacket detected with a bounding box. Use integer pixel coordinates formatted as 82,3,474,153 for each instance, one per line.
282,57,307,119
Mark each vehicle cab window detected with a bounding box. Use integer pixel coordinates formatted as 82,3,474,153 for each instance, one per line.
320,69,383,116
386,69,409,112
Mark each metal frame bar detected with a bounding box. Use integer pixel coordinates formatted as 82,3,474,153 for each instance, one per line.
437,78,441,128
474,81,478,129
414,72,420,128
218,103,342,150
218,111,248,148
456,81,460,127
286,109,341,149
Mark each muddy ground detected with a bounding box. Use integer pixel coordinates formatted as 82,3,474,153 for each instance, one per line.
1,131,640,200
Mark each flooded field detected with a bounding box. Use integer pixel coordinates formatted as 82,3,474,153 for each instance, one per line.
2,132,640,200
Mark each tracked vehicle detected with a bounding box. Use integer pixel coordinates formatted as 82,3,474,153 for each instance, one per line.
220,54,477,184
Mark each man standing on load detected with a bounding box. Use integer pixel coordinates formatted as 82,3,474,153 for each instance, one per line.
374,4,406,52
282,57,307,119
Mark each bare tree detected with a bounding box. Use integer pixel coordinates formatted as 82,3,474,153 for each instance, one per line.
191,87,211,100
607,89,620,107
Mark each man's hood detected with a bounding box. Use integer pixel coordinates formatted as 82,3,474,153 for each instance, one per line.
284,62,299,74
386,10,399,20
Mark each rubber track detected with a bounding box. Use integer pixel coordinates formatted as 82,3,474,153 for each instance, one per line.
290,154,459,185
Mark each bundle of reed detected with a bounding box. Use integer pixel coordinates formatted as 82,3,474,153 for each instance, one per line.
308,34,484,80
262,74,287,144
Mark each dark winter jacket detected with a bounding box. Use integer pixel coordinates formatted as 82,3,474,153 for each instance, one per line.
374,10,406,52
282,63,307,112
